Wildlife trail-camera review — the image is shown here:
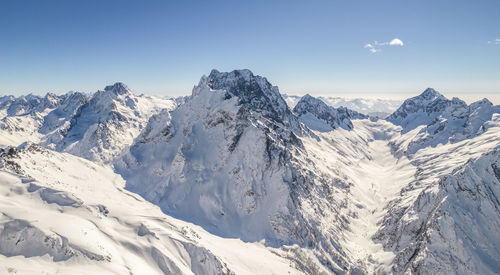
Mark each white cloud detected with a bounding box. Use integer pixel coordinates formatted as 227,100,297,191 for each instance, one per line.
364,38,404,53
364,43,379,53
389,38,404,46
488,38,500,44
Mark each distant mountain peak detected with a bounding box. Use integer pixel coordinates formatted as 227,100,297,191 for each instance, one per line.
300,94,314,101
470,98,493,107
293,94,367,131
387,88,452,131
104,82,131,96
209,68,254,80
420,87,444,100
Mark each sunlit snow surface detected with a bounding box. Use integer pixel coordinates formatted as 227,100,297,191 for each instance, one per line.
0,145,301,274
0,72,499,274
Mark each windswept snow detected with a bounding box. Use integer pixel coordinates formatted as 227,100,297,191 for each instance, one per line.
0,144,302,275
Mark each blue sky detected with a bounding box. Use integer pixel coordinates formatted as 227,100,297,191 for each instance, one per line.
1,0,499,97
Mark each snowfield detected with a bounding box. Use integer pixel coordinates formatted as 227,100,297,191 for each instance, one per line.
0,144,301,275
0,69,499,274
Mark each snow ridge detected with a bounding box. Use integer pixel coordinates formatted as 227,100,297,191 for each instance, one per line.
0,84,176,163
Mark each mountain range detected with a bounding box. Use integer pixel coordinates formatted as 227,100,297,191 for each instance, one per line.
282,94,402,118
0,69,499,274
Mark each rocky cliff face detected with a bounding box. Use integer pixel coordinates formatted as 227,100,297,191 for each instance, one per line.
206,69,300,130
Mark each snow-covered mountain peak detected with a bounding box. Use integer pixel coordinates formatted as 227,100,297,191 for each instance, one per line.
0,92,72,122
389,92,500,156
116,72,364,266
202,69,292,125
469,97,493,109
397,87,448,111
103,82,132,96
293,94,367,131
387,88,453,131
209,68,254,81
420,87,445,101
34,83,177,163
296,94,317,104
42,92,61,108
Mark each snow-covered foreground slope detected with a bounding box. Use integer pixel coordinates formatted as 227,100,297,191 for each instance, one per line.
0,143,302,275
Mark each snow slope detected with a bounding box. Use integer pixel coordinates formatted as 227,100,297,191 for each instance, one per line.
342,139,416,273
376,113,500,274
297,94,500,274
0,143,302,275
